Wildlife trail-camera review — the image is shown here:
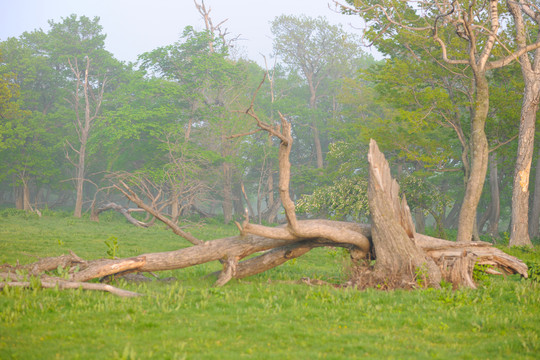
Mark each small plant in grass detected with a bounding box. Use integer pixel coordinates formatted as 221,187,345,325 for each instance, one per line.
105,236,120,259
525,261,540,282
55,265,70,279
499,232,510,246
414,263,429,288
473,263,492,285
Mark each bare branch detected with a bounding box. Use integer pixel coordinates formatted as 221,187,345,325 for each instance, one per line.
114,180,203,246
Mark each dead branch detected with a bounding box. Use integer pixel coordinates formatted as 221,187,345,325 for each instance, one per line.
92,202,153,227
114,180,203,246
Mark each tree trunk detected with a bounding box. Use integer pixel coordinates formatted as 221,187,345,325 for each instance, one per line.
14,184,23,210
259,168,275,224
312,124,324,169
487,152,501,238
170,191,180,223
477,201,491,234
22,179,32,211
233,182,245,217
73,141,86,218
414,208,425,234
68,56,105,218
367,140,441,286
444,200,462,229
309,82,324,169
506,0,540,247
261,199,281,224
457,74,490,242
222,162,233,223
509,79,540,247
529,147,540,238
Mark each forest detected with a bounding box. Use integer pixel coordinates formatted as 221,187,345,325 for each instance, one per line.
1,0,540,288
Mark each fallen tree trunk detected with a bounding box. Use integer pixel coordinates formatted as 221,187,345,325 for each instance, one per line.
0,220,527,296
0,272,142,297
0,90,529,296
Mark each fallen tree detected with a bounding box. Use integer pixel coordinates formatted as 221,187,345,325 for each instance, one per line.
0,84,528,296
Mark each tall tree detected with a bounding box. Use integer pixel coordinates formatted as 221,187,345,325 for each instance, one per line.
140,27,257,223
337,0,540,242
507,0,540,247
0,33,64,210
271,15,366,169
46,15,118,217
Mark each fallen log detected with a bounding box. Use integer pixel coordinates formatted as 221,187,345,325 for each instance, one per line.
1,220,527,293
0,275,142,297
0,112,529,295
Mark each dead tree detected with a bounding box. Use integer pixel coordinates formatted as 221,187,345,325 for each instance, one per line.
0,79,529,296
366,139,442,287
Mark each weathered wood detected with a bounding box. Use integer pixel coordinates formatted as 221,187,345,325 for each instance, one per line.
115,181,204,246
0,278,142,297
1,218,528,293
367,139,442,286
215,256,239,287
216,240,361,280
439,251,477,289
92,202,151,227
22,250,86,275
70,256,147,282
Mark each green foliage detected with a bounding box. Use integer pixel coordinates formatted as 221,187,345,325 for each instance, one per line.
414,263,429,288
0,208,38,220
104,236,120,259
473,264,493,285
499,245,540,282
525,261,540,282
296,176,369,220
0,58,31,152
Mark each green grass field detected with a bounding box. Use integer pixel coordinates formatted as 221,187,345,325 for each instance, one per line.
1,210,539,359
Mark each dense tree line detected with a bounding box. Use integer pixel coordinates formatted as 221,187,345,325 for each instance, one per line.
1,2,539,246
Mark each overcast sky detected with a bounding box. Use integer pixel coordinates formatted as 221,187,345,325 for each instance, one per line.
0,0,379,65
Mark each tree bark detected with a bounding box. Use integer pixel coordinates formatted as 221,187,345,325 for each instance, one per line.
414,208,425,234
457,74,490,242
308,78,324,169
367,139,441,286
68,57,106,218
73,134,86,218
22,178,32,211
14,184,23,210
170,190,180,222
2,220,527,296
444,200,462,229
529,147,540,238
91,202,152,227
222,162,234,223
507,0,540,247
487,152,501,238
509,79,540,247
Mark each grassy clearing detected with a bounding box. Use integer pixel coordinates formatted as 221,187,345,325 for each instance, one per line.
1,211,539,359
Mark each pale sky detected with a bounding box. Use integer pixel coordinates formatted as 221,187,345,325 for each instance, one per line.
0,0,379,65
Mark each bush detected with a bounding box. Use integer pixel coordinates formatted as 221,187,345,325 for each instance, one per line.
0,208,39,220
525,260,540,282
